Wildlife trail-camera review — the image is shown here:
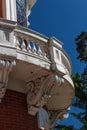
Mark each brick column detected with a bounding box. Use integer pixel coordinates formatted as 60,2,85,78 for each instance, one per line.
0,90,39,130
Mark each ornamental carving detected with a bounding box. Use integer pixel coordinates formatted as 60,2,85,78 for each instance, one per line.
26,74,64,115
26,77,45,106
0,59,16,102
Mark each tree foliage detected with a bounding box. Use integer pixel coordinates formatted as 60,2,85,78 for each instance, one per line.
72,73,87,102
82,66,87,87
75,32,87,62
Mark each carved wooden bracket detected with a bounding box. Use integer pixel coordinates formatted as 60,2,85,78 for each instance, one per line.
0,59,16,102
26,74,64,116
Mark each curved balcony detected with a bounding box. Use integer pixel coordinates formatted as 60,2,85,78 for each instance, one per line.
0,18,74,121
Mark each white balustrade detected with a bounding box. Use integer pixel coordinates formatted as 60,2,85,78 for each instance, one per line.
15,35,49,59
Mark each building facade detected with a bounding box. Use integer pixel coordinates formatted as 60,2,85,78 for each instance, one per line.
0,0,74,130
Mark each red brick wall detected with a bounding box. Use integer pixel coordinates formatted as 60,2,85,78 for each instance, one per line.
0,0,2,17
0,90,39,130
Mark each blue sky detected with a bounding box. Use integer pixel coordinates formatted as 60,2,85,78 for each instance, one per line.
29,0,87,74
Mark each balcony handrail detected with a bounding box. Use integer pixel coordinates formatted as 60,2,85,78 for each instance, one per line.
0,18,17,31
0,18,72,74
14,25,49,44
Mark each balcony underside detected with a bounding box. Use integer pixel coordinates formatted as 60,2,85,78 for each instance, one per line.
8,59,74,111
47,80,74,110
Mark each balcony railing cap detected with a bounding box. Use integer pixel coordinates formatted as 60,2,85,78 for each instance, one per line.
49,37,63,49
14,25,49,44
0,18,17,31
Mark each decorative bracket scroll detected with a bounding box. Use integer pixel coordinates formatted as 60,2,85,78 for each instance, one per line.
26,73,64,116
0,59,16,102
26,76,46,115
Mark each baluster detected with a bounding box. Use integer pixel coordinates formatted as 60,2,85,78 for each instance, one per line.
27,41,32,53
43,52,47,58
44,47,49,59
40,45,46,57
38,45,42,56
43,46,48,58
15,38,21,50
21,39,27,51
32,42,37,54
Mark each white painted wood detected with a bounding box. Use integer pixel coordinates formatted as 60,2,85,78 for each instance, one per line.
2,0,17,21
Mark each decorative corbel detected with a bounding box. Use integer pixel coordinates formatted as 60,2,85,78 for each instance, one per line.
26,73,65,129
0,59,16,102
26,73,64,115
26,76,46,115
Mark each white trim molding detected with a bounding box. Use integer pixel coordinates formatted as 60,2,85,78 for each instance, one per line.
2,0,17,21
